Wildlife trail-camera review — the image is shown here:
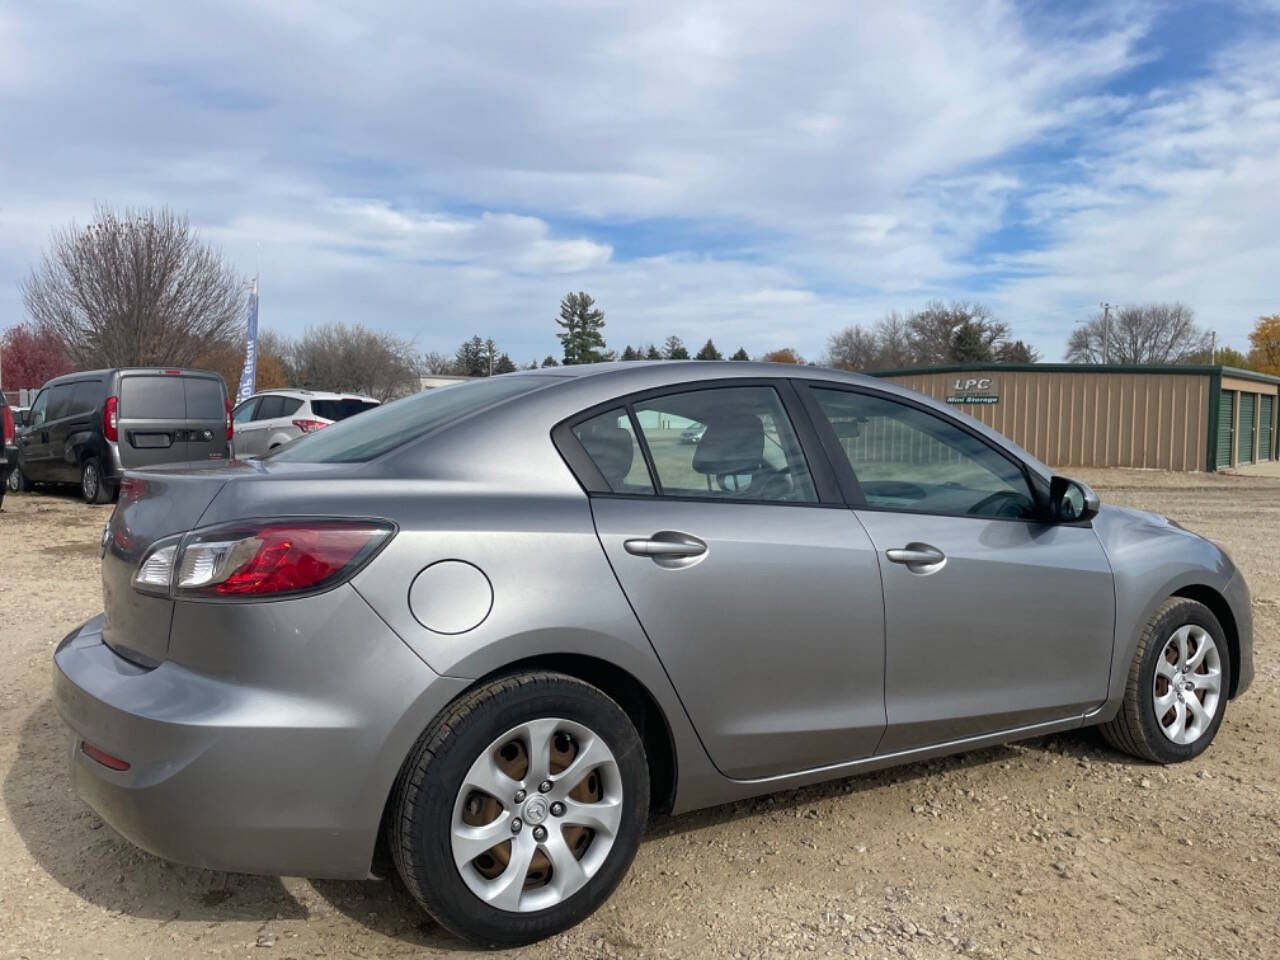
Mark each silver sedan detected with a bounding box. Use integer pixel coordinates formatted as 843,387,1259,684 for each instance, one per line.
54,362,1253,946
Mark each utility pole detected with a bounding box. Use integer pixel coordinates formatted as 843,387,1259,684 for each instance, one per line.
1210,330,1216,365
1099,302,1113,364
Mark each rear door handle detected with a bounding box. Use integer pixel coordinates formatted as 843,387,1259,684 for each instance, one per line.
885,542,946,570
623,531,707,564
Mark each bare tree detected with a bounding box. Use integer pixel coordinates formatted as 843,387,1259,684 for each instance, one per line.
290,322,420,401
21,205,246,368
908,301,1009,366
873,311,915,369
825,324,880,370
1066,302,1210,364
420,351,457,375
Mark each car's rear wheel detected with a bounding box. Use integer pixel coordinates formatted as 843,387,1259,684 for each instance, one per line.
390,672,649,947
1100,597,1230,763
80,457,111,504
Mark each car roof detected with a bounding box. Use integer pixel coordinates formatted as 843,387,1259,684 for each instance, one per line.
40,367,223,387
249,388,379,402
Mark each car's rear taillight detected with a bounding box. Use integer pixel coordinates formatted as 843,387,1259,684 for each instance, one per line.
225,397,234,441
103,396,118,443
291,418,329,434
132,520,393,599
1,404,13,445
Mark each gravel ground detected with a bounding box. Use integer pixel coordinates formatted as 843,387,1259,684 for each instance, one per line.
1,469,1277,960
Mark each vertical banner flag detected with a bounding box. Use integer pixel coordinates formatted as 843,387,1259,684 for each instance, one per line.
235,277,259,405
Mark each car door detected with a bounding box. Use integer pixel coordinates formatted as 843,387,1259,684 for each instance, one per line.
244,395,286,455
117,373,192,468
800,384,1115,754
565,381,886,780
19,388,51,480
41,383,77,481
182,375,229,462
232,397,259,456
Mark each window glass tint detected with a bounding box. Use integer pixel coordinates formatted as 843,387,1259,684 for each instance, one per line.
255,396,286,420
45,383,74,420
572,409,654,494
279,397,303,417
812,389,1035,519
310,398,379,421
632,387,816,502
271,375,549,463
184,377,226,420
29,390,48,427
233,399,258,423
120,376,185,419
69,380,101,415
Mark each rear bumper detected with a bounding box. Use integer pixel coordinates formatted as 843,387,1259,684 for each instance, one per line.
53,608,468,879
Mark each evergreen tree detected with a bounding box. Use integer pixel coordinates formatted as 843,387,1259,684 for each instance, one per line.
695,338,722,360
730,347,750,361
455,335,487,377
541,355,559,367
493,353,517,374
663,335,689,360
950,320,994,363
556,291,607,364
645,344,662,360
620,345,639,361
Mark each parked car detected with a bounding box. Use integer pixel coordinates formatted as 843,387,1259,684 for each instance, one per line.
15,368,230,503
0,393,16,507
53,363,1252,946
679,424,706,443
231,389,379,457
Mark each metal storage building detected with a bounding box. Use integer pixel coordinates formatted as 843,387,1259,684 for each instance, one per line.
870,364,1280,472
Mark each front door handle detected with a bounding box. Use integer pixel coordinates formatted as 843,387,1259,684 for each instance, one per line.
623,531,708,567
885,542,946,572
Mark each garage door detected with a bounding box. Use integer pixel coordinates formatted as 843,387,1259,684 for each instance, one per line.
1216,392,1234,469
1261,396,1274,462
1238,393,1256,466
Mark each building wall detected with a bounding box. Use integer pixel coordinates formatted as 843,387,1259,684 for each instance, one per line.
880,370,1212,471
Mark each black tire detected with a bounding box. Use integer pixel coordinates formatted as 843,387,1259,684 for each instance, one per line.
80,457,111,504
6,466,19,494
1099,597,1231,763
14,465,33,493
390,672,649,947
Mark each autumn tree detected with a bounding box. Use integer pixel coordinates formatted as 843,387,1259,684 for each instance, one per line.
0,322,72,390
1066,302,1210,364
1247,314,1280,375
557,291,607,364
761,348,802,364
22,205,246,368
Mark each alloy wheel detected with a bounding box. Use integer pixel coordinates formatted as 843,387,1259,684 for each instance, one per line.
82,462,98,501
1153,624,1222,745
450,717,622,913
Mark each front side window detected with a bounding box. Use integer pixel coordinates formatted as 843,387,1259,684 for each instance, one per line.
29,390,48,427
812,388,1035,519
233,399,259,423
632,386,817,503
573,408,654,494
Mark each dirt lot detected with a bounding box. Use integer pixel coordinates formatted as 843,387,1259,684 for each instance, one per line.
2,469,1278,960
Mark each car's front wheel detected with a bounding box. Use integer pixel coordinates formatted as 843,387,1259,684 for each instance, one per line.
390,672,649,947
1100,597,1231,763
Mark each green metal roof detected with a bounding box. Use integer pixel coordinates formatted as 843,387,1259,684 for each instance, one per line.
867,362,1280,385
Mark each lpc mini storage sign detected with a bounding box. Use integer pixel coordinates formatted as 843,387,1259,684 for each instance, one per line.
946,377,1000,405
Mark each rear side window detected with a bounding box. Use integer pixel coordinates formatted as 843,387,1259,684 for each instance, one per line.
120,376,185,419
310,398,379,421
69,380,101,415
573,409,654,494
45,383,75,420
184,378,226,420
256,396,287,420
280,397,303,417
270,376,550,463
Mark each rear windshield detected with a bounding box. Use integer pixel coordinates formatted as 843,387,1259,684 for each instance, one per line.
270,376,549,463
120,375,224,420
311,398,380,421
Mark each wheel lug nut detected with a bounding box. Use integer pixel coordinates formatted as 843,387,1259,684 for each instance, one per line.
532,825,547,842
514,790,526,803
550,801,565,817
510,818,522,833
539,780,552,794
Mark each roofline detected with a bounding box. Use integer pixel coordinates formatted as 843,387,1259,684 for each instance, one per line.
866,362,1280,385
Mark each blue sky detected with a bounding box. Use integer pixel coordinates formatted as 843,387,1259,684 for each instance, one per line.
1,0,1278,363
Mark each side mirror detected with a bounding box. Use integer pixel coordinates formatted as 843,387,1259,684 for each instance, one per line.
1049,475,1100,523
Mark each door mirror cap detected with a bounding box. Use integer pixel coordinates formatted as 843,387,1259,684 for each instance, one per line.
1049,475,1100,523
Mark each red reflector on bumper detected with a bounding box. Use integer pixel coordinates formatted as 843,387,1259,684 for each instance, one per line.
81,741,130,771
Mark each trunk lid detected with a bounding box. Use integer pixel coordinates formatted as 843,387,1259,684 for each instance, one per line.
100,458,363,665
116,371,229,469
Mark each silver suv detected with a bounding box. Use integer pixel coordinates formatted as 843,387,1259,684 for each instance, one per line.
231,389,379,457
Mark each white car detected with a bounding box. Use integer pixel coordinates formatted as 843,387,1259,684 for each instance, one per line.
231,389,379,457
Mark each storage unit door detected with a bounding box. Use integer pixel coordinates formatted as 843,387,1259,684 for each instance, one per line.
1260,396,1274,462
1238,392,1256,466
1215,392,1234,469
